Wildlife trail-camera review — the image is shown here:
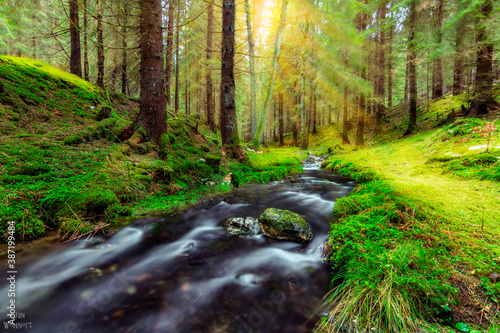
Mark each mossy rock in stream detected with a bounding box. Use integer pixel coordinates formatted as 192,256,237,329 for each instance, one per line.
258,208,313,243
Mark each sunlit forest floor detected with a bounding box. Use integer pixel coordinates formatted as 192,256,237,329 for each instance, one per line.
281,91,500,332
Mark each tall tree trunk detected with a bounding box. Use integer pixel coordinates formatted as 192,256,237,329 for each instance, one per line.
404,52,409,102
387,6,393,109
374,4,386,134
139,0,167,142
356,2,367,148
69,0,82,77
185,38,190,115
174,6,180,114
342,85,350,145
220,0,243,158
279,92,284,146
300,27,308,150
111,4,119,92
312,90,317,134
253,0,289,148
342,54,350,145
293,95,298,146
165,0,175,107
404,0,417,136
83,0,89,81
470,0,496,116
244,0,257,138
96,0,104,88
121,3,128,95
431,0,444,99
206,1,215,131
452,17,465,96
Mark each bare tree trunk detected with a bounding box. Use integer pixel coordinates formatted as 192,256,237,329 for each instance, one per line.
293,96,298,146
312,90,317,134
174,6,180,113
69,0,82,77
220,0,243,158
121,3,128,94
470,0,496,116
387,6,393,109
185,38,190,115
300,23,309,150
453,18,465,96
111,3,119,92
244,0,257,138
253,0,289,148
404,0,417,136
374,4,386,134
342,54,350,145
96,0,104,88
404,52,409,102
432,0,444,99
279,92,284,146
83,0,89,81
139,0,167,143
165,0,175,107
356,2,367,148
206,1,215,130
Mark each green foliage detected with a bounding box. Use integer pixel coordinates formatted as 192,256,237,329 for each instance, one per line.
322,162,455,332
322,157,378,183
427,153,500,181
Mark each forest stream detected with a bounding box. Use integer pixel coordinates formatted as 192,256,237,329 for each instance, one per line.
0,158,355,333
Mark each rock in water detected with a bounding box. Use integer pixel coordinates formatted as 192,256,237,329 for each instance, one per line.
224,217,260,236
258,208,313,243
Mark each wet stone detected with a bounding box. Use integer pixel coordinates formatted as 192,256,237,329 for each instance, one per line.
258,208,313,243
223,217,261,236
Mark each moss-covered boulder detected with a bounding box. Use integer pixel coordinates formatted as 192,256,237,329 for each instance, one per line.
258,208,313,243
224,217,260,236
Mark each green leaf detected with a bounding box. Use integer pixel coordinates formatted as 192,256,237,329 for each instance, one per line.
455,322,470,332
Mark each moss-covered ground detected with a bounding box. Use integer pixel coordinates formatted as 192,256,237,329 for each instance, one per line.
302,91,500,332
0,56,303,242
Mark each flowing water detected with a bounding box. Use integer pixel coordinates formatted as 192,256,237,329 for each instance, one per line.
1,157,355,333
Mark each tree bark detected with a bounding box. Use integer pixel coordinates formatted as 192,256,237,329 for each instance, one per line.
206,1,215,131
452,17,465,96
139,0,167,143
374,4,386,134
431,0,444,99
174,5,180,113
69,0,82,77
404,0,417,136
253,0,289,148
342,53,350,145
220,0,243,158
312,90,317,134
121,3,128,95
387,6,393,109
300,23,309,150
470,0,495,116
279,92,284,146
244,0,257,138
96,0,104,88
356,2,367,148
83,0,89,81
165,0,175,107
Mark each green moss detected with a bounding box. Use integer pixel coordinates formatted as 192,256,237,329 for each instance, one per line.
259,208,308,232
64,134,84,145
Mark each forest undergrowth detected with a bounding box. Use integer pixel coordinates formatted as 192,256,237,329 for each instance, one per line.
301,91,500,332
0,56,303,242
